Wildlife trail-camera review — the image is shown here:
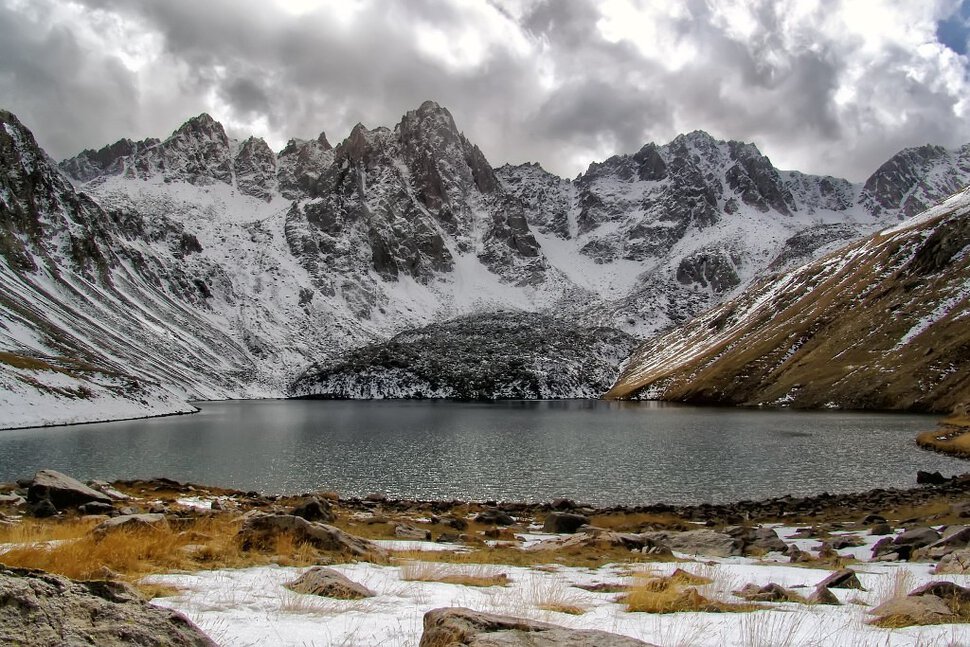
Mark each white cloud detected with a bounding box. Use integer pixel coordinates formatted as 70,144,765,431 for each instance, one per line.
1,0,968,182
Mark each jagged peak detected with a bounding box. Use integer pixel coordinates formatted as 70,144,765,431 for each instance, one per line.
170,113,229,144
400,100,460,140
316,131,332,150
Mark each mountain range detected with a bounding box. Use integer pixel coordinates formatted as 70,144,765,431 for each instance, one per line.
1,101,969,427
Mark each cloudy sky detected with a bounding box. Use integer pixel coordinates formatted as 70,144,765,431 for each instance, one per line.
2,0,969,181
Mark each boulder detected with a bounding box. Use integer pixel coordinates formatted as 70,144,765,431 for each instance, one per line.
29,498,58,518
474,509,515,526
541,512,589,534
395,524,432,541
0,565,216,646
926,526,970,558
870,522,893,536
868,595,954,625
807,586,840,605
908,581,970,604
916,470,946,485
935,549,970,574
727,526,787,553
237,514,384,557
88,481,131,501
27,470,111,510
524,529,671,556
639,530,743,557
816,568,864,590
285,567,375,599
289,497,335,523
894,526,941,549
733,582,804,603
93,513,169,538
418,607,658,646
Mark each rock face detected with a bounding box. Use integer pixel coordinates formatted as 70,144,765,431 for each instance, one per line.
3,101,970,427
608,187,970,412
284,566,375,599
291,311,636,400
0,565,216,646
418,607,658,647
27,470,112,510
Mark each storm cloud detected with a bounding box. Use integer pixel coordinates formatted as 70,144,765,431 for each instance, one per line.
1,0,969,181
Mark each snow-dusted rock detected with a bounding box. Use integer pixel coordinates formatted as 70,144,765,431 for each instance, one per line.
418,607,658,647
0,565,216,646
284,566,375,599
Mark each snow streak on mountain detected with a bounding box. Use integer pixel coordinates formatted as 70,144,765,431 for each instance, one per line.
1,101,969,427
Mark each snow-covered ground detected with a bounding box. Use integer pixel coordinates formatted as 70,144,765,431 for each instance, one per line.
147,546,970,646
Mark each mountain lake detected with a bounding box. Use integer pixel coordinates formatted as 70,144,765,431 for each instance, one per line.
1,400,965,505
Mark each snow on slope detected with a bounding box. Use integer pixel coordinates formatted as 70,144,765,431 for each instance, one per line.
3,101,970,427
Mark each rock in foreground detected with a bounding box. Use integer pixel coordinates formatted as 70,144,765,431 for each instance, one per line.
419,607,658,646
0,566,215,646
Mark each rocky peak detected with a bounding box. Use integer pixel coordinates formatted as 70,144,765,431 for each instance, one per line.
0,110,113,276
862,144,961,218
725,140,794,215
335,123,389,167
234,136,277,201
277,134,335,199
126,113,233,186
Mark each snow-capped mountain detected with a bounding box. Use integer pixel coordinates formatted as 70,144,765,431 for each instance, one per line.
606,187,970,413
2,100,969,426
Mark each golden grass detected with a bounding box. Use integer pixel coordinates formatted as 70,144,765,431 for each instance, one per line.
0,516,319,581
0,517,99,544
624,570,758,614
399,561,509,587
916,414,970,459
392,542,660,569
588,511,688,532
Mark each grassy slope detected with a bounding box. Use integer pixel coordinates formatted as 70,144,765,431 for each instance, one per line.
606,190,970,413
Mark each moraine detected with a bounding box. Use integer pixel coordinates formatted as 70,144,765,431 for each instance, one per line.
0,400,963,506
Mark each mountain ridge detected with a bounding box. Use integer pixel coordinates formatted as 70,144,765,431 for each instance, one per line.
2,101,969,427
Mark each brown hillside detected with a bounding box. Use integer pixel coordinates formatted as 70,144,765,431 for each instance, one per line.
607,188,970,413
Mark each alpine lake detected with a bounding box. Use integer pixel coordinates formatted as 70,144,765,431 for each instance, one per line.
1,400,965,506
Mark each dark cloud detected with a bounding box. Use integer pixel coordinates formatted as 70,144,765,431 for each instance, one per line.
1,0,968,182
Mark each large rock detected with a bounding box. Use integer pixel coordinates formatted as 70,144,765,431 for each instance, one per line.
285,567,375,599
289,497,335,523
935,548,970,574
27,470,112,510
816,568,864,590
0,565,215,646
418,607,658,646
92,513,169,538
638,530,743,557
237,514,384,557
733,582,804,603
868,595,954,625
908,581,970,604
541,512,589,534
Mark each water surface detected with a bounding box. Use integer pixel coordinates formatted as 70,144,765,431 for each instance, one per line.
0,400,963,506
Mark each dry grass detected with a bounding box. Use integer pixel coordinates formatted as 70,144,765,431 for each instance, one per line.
526,576,588,615
624,568,757,614
916,414,970,459
0,516,319,581
873,568,916,606
399,561,509,587
392,541,659,569
588,511,688,532
0,517,99,544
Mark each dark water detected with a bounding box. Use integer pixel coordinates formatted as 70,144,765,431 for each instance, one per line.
0,400,964,505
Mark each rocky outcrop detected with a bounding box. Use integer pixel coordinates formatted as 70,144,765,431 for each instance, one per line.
418,607,657,647
233,136,277,200
0,565,216,646
237,513,384,558
290,311,636,400
27,469,112,510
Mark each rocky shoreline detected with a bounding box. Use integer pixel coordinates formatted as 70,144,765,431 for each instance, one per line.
3,469,970,645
